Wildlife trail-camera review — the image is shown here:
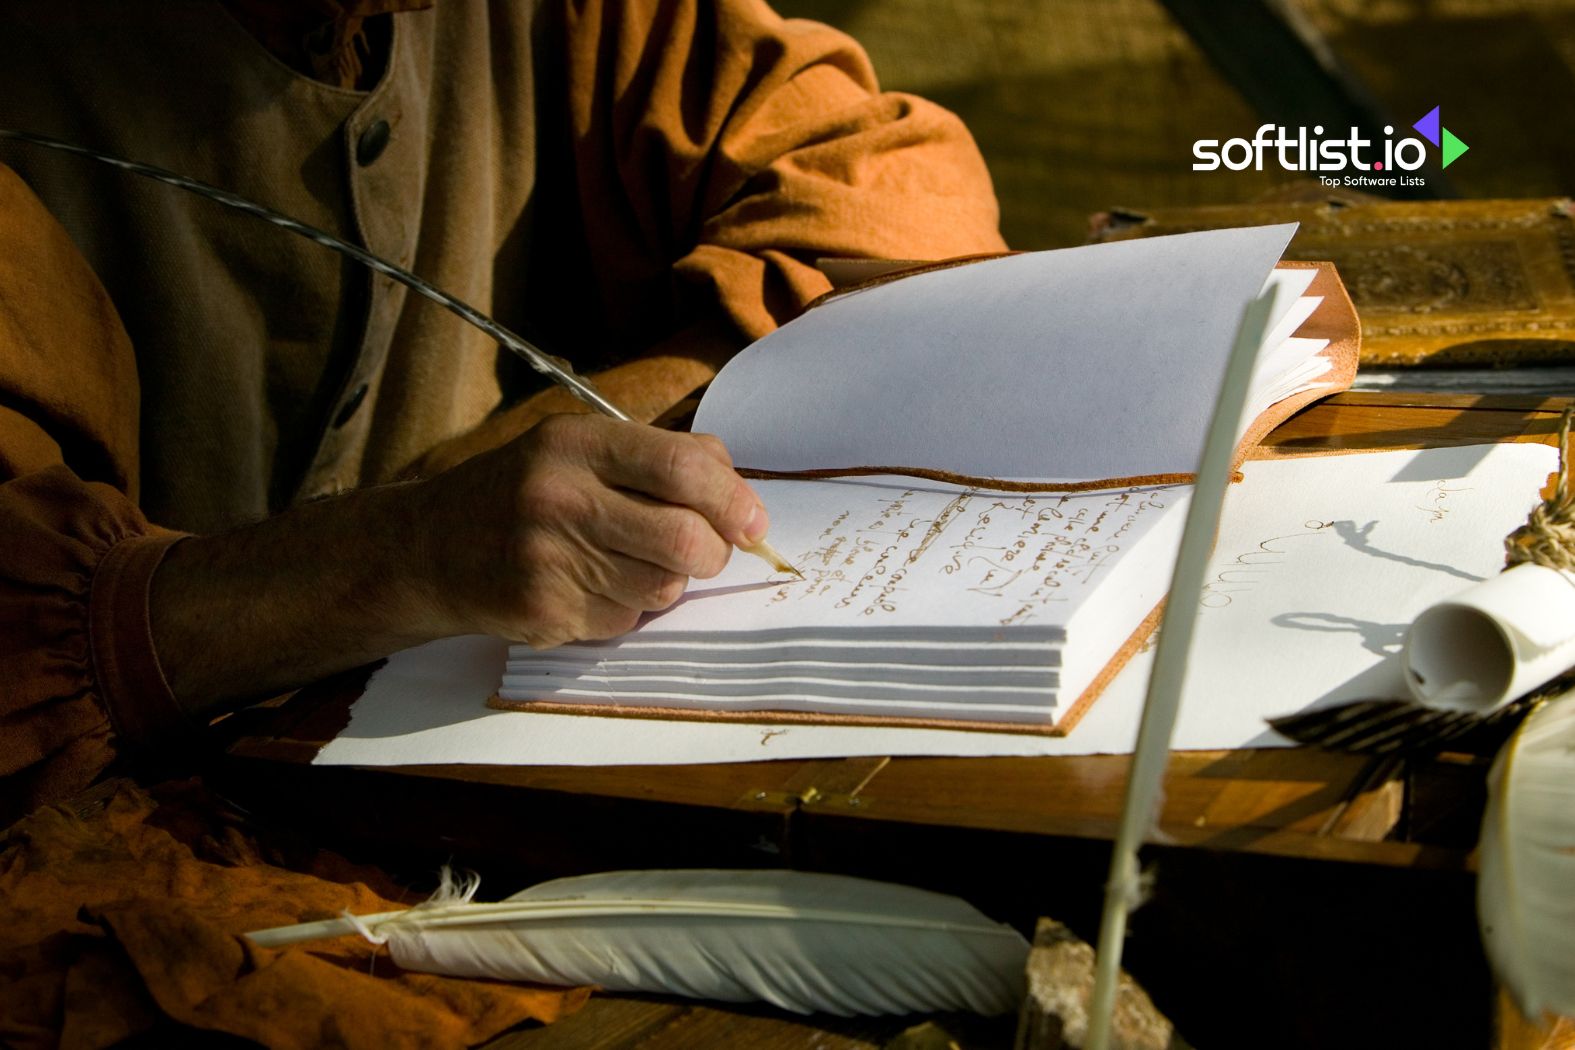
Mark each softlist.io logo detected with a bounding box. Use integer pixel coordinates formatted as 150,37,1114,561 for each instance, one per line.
1191,107,1468,189
1411,106,1469,168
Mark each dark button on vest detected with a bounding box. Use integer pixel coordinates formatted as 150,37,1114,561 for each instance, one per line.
356,120,391,166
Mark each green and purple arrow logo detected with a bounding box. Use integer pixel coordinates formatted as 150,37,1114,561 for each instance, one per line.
1413,106,1469,168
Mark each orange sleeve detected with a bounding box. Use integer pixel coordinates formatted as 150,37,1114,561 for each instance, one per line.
0,164,188,822
553,0,1008,343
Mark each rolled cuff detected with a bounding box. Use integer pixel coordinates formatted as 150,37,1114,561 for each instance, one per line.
88,532,194,757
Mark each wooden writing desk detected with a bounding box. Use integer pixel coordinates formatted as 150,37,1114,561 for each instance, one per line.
218,393,1568,1050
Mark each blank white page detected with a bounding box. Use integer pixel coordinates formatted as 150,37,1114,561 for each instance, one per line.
694,225,1297,481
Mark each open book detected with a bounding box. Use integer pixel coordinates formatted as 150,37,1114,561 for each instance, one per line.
492,225,1359,733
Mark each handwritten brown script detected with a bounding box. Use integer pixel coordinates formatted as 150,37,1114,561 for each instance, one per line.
764,487,1175,626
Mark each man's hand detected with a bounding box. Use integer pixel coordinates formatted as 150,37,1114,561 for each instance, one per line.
415,415,766,647
150,415,767,714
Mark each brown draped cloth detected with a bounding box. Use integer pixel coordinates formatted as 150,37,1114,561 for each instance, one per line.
0,779,586,1047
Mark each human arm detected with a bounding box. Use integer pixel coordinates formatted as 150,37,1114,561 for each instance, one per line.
0,162,765,817
150,415,766,712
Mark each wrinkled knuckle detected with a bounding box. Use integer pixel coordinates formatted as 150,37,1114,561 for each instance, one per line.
694,539,731,580
665,511,711,571
531,413,591,458
653,572,688,608
525,413,565,450
520,472,589,527
721,481,757,533
656,439,707,490
692,432,733,467
534,412,577,439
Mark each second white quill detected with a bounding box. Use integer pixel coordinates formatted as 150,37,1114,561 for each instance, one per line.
247,868,1030,1017
1084,285,1283,1050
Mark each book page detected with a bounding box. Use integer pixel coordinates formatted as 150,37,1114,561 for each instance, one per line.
539,477,1184,643
1099,441,1559,748
694,225,1298,481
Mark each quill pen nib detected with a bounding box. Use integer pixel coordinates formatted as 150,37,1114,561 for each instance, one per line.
741,540,804,579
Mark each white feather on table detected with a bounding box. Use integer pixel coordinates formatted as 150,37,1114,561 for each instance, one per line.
247,868,1030,1017
1479,692,1575,1018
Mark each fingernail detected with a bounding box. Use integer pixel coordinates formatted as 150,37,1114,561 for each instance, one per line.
743,502,769,544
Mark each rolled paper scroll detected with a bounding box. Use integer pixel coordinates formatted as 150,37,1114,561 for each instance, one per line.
1404,562,1575,711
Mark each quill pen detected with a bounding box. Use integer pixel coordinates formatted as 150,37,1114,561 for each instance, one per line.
1478,691,1575,1019
1083,285,1281,1050
0,127,800,578
246,868,1030,1017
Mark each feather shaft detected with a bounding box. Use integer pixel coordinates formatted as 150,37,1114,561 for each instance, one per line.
1085,287,1282,1050
248,898,1025,947
0,127,631,420
246,869,1030,1016
0,128,810,575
